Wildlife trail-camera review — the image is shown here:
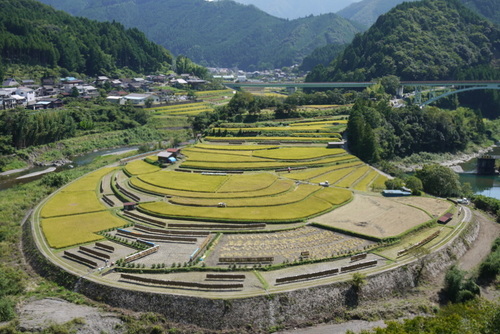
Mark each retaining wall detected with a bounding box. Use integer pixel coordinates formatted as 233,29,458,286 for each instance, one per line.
23,216,479,332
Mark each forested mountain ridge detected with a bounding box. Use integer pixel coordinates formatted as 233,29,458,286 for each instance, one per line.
462,0,500,26
307,0,500,82
0,0,173,76
37,0,362,70
231,0,358,19
338,0,500,27
338,0,418,28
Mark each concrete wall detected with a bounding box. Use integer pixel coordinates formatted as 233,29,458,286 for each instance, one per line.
23,218,479,332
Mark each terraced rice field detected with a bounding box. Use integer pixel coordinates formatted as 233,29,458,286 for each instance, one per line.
139,191,337,223
41,191,105,218
130,177,295,198
195,89,234,104
41,211,127,248
146,102,214,116
205,136,339,143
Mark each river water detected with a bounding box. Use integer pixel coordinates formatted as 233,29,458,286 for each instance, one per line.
458,146,500,199
0,146,138,191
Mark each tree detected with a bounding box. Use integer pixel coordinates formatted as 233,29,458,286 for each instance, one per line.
385,177,404,190
415,164,462,197
405,176,423,194
379,75,401,96
70,86,79,98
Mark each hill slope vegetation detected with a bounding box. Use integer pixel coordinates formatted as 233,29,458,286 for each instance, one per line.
0,0,173,76
307,0,500,82
338,0,500,27
38,0,362,70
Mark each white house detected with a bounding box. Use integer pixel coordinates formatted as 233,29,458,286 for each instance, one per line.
16,87,36,105
123,93,159,106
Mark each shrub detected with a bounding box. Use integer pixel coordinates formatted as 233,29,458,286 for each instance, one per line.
444,265,479,303
0,297,15,322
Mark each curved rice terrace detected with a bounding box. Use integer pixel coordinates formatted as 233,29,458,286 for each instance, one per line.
207,119,347,143
32,141,459,298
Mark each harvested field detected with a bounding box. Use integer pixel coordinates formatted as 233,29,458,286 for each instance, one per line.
393,196,452,218
313,194,434,239
206,226,373,265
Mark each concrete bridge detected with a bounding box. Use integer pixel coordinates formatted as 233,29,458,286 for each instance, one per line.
225,80,500,107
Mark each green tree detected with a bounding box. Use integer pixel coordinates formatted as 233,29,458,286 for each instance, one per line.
405,176,423,194
415,164,462,197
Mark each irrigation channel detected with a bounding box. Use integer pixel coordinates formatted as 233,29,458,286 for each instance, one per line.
0,146,138,191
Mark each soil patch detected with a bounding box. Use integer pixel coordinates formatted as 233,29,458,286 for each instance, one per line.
17,298,124,334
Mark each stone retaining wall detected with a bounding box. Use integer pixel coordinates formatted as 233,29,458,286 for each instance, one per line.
23,216,479,332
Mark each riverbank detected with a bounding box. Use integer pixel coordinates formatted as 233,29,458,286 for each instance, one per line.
393,145,495,172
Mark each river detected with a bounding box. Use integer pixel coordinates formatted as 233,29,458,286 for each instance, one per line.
458,146,500,200
0,146,138,191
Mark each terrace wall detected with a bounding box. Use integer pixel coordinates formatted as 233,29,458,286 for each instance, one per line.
23,215,479,332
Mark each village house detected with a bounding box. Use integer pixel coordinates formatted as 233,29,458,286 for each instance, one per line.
33,98,63,110
2,78,19,87
123,93,159,106
16,87,36,105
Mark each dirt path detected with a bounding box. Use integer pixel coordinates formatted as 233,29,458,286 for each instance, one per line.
458,210,500,271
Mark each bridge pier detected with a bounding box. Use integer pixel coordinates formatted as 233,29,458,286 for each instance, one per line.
477,156,496,175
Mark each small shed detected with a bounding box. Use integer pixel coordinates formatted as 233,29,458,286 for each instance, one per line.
438,213,453,224
382,190,412,197
157,151,173,163
123,202,137,211
327,141,345,148
166,148,181,158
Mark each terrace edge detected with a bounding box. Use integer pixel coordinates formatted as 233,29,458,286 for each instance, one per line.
22,208,480,331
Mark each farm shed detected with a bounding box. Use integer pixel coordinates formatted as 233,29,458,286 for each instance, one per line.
166,148,181,158
382,190,412,197
438,212,453,224
157,151,173,163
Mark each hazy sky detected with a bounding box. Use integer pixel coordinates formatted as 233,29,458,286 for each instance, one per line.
231,0,361,19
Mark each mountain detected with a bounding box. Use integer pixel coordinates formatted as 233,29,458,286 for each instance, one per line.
0,0,173,76
307,0,500,82
232,0,359,19
462,0,500,26
37,0,362,70
338,0,500,27
337,0,418,27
